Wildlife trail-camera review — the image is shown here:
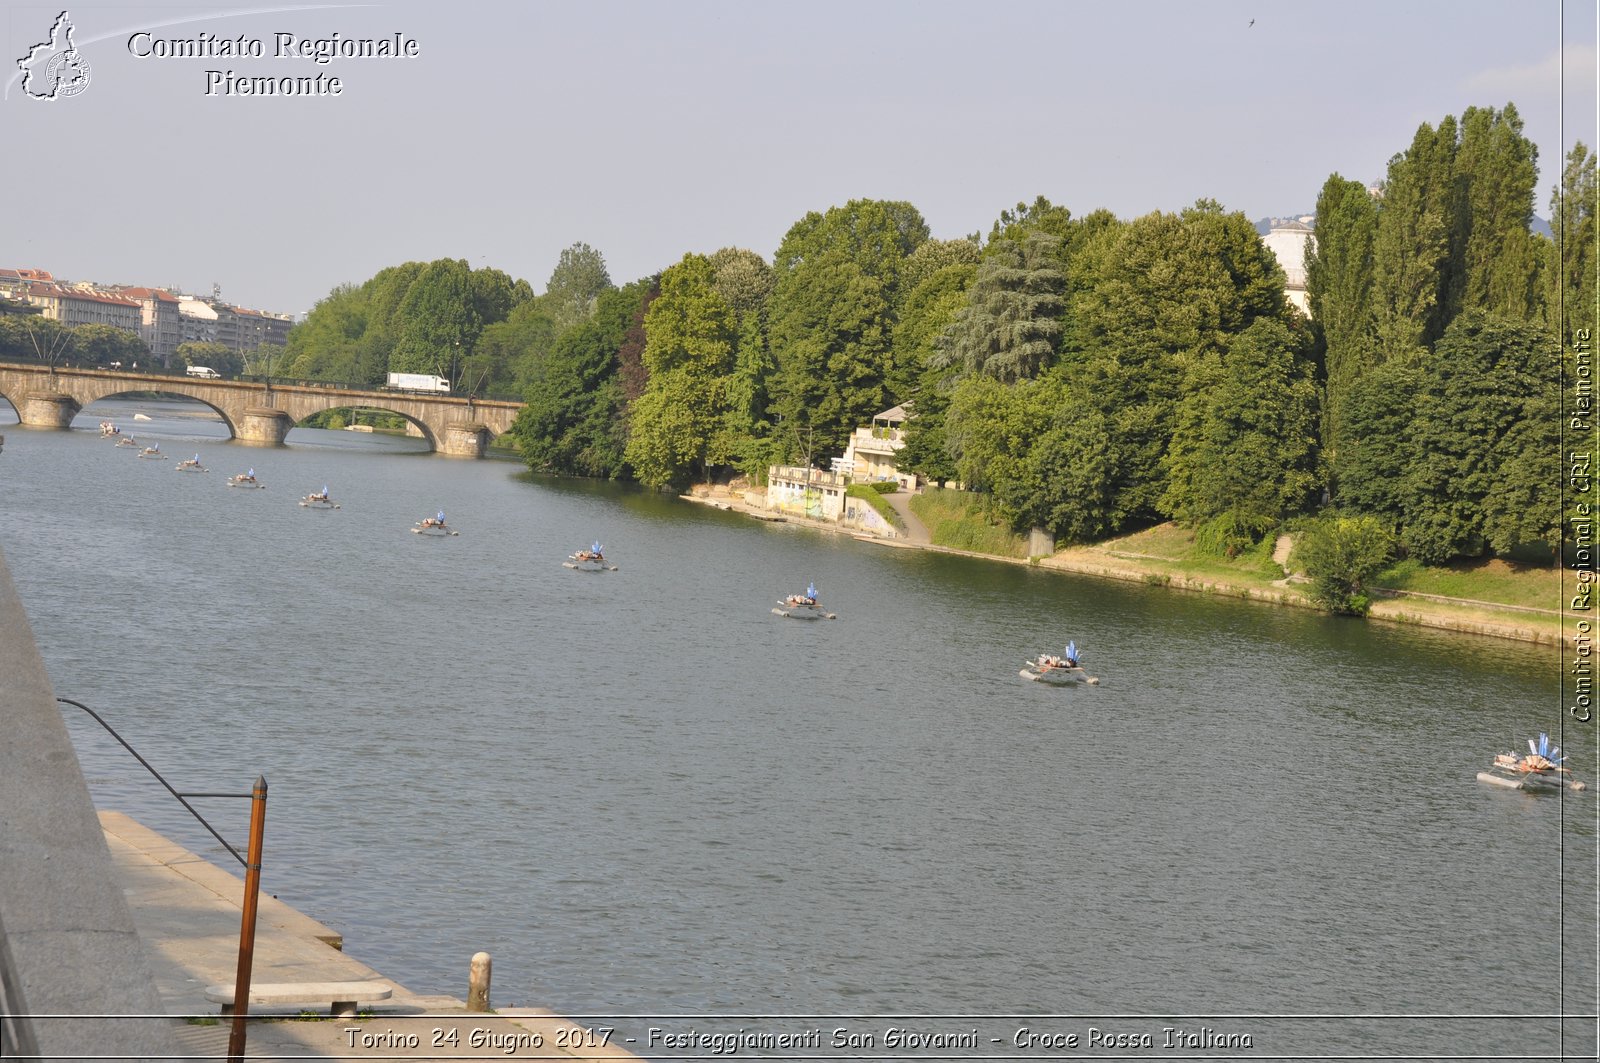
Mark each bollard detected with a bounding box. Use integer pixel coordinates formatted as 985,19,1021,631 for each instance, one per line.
467,952,492,1012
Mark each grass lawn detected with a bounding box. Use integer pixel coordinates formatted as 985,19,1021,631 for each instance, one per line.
1373,556,1562,612
910,488,1028,557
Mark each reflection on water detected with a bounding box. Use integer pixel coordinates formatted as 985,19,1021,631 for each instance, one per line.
0,396,1591,1053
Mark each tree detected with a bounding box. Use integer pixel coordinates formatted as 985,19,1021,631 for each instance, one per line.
1306,174,1379,462
1296,515,1395,615
391,259,480,381
1160,318,1321,547
176,340,240,376
73,323,149,367
542,243,613,330
1066,203,1290,524
1454,104,1541,323
767,249,894,455
1370,117,1458,358
512,279,657,478
1398,312,1559,562
707,247,773,321
623,254,737,488
934,231,1065,383
1549,141,1598,335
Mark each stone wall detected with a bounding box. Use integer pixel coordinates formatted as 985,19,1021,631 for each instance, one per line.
0,545,177,1059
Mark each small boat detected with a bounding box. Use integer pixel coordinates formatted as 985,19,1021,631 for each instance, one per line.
773,583,836,620
1478,733,1587,792
115,436,138,448
175,454,206,472
413,511,458,536
300,486,339,509
136,445,164,460
133,413,152,422
227,469,263,489
99,421,120,437
1020,640,1100,686
563,542,615,570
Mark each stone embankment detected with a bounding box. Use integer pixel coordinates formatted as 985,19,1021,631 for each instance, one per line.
680,487,1561,647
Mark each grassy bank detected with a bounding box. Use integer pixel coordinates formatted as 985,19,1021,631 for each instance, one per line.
909,488,1028,557
1047,522,1563,645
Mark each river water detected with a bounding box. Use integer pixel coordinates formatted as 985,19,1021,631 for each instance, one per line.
0,397,1594,1058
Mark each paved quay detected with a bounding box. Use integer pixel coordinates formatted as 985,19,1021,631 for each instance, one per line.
103,811,643,1062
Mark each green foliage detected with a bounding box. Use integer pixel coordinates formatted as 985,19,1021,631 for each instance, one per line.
176,340,240,376
0,314,75,363
1339,312,1558,564
1307,174,1379,460
282,259,535,390
895,238,980,309
391,259,479,378
943,374,1126,543
768,250,893,454
707,247,773,321
1067,203,1289,524
1194,510,1279,559
542,242,613,330
1371,117,1458,357
74,323,150,366
908,487,1028,556
1549,141,1598,333
1160,317,1321,531
511,280,653,479
1295,515,1396,615
624,254,738,487
934,231,1065,382
869,480,899,494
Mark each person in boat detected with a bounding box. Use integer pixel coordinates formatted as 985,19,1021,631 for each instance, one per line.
421,512,447,529
236,469,256,483
308,486,330,502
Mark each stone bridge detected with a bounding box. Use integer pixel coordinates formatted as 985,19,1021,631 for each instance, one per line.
0,363,522,457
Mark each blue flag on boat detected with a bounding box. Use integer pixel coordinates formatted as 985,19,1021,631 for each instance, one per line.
807,582,817,599
247,468,254,477
438,511,445,522
1066,640,1078,662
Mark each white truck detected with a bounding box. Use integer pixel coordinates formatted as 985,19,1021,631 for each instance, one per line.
385,372,450,393
186,365,221,379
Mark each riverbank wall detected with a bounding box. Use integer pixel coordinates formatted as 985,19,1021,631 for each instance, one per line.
0,543,178,1059
681,486,1561,648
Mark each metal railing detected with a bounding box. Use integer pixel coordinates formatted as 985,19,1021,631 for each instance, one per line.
56,697,267,1062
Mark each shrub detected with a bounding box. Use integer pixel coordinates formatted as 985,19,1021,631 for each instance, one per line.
1295,515,1395,616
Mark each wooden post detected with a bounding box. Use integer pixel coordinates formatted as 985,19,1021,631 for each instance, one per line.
467,952,492,1012
226,776,267,1063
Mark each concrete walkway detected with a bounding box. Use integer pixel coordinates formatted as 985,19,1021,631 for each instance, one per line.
104,811,640,1061
878,489,931,544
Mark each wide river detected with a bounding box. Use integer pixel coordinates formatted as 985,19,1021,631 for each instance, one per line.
0,396,1594,1058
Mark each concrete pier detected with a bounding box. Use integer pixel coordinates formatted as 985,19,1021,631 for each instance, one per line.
103,812,642,1060
19,390,78,429
237,406,294,446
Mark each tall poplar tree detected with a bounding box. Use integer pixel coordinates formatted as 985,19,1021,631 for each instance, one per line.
1370,117,1458,359
1306,175,1379,465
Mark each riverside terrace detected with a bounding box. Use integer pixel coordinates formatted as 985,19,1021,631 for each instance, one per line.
0,362,521,457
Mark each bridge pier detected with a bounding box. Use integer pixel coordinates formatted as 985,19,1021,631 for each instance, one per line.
237,407,293,447
19,391,80,429
440,421,490,458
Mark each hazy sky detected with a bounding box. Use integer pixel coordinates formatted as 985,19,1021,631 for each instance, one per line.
4,0,1596,316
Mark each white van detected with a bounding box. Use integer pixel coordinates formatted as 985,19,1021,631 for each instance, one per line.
186,366,221,379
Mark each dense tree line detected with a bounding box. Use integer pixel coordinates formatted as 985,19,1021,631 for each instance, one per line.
275,101,1589,576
